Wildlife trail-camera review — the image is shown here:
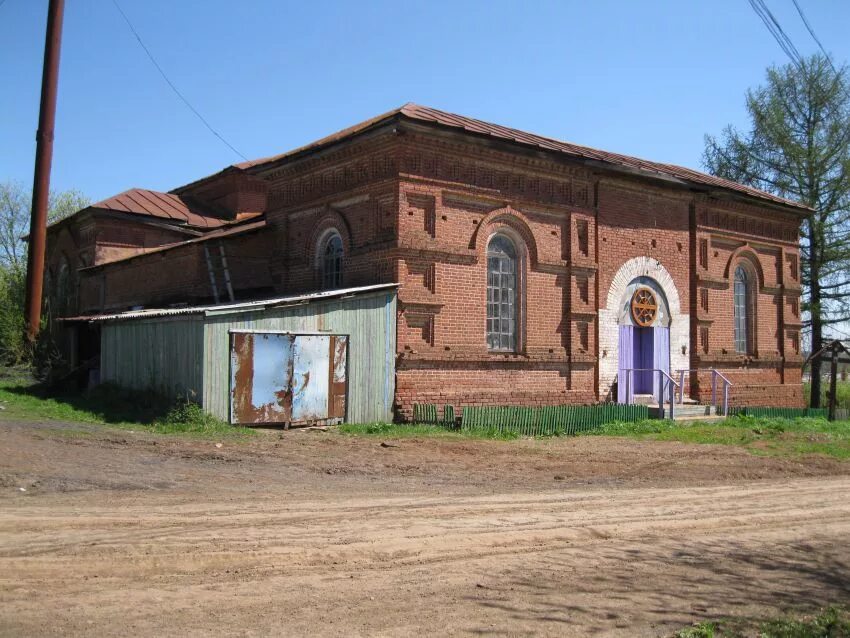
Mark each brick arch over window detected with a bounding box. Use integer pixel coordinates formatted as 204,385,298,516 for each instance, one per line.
471,207,539,268
306,207,353,268
598,256,690,401
726,250,760,355
723,246,765,288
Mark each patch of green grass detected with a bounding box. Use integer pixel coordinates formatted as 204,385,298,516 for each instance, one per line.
150,400,251,437
673,606,850,638
580,415,850,460
805,380,850,410
674,622,719,638
759,606,850,637
339,422,519,440
0,375,253,439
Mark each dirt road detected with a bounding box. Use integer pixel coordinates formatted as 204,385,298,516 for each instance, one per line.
1,420,849,636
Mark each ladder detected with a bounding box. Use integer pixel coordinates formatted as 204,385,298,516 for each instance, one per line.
203,242,235,304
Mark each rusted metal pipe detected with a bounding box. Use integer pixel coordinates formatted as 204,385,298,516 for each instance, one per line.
24,0,66,342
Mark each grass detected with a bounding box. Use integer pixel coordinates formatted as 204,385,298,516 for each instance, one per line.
673,606,850,637
804,380,850,410
339,422,520,440
0,369,254,439
581,415,850,460
338,415,850,458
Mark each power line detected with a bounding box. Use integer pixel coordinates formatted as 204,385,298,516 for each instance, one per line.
748,0,803,68
791,0,838,75
110,0,247,161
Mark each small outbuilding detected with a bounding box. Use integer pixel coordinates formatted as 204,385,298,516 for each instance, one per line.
71,284,397,425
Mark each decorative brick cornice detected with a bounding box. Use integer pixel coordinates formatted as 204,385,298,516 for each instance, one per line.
697,205,800,244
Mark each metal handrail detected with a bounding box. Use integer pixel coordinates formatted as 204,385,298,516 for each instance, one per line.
674,368,734,417
621,368,680,420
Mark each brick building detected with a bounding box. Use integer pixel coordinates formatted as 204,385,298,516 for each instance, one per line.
51,104,810,414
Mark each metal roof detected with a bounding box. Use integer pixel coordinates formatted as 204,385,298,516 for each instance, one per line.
87,188,236,228
49,188,251,233
237,103,810,213
64,283,399,323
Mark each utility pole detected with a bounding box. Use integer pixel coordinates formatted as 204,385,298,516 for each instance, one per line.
24,0,66,342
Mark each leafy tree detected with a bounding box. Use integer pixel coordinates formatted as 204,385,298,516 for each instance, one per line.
703,55,850,408
0,181,90,364
0,180,90,269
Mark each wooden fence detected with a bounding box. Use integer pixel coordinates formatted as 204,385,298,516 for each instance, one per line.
412,403,455,426
411,403,650,436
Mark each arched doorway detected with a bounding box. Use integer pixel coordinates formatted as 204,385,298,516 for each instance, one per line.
616,277,671,403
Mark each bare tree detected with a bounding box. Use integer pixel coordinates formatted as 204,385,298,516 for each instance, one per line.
0,180,90,270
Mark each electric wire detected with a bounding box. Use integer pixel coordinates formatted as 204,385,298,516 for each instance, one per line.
748,0,802,68
110,0,248,161
791,0,839,75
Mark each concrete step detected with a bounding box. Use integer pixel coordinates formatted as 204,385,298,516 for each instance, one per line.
632,394,656,406
633,394,701,407
674,414,727,423
649,404,719,419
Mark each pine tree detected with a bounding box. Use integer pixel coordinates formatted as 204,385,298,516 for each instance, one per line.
704,55,850,408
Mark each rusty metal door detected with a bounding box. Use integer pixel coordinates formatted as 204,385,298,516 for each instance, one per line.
230,332,347,425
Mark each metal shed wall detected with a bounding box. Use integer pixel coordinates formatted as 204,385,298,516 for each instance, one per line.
100,317,205,402
202,290,396,423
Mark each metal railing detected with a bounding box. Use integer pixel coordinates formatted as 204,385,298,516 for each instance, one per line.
675,368,734,417
621,368,680,420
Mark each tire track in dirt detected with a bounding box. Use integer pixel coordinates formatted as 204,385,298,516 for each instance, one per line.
2,477,850,636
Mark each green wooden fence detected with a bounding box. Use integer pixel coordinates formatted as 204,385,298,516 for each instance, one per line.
458,404,649,436
729,406,829,419
413,403,456,426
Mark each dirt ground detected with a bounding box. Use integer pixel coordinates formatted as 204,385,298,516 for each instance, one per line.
1,419,850,637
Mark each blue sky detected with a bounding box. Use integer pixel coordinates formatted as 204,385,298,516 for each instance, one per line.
2,0,849,203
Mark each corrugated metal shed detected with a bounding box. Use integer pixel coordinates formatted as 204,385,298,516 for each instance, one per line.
96,285,397,424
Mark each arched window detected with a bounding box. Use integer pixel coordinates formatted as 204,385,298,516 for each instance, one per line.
487,234,518,351
733,265,752,354
55,257,71,317
320,231,343,290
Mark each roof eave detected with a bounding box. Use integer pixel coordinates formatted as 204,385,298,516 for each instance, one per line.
396,116,812,216
242,113,404,177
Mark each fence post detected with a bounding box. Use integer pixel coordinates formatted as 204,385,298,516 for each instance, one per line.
669,376,675,420
711,370,717,410
723,383,729,417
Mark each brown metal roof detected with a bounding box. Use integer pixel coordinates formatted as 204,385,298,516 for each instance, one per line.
237,103,810,213
85,188,234,229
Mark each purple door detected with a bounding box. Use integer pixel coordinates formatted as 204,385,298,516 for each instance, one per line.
634,327,654,393
618,324,670,403
617,326,633,403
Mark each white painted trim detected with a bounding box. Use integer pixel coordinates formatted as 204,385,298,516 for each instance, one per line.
599,256,690,400
486,228,527,353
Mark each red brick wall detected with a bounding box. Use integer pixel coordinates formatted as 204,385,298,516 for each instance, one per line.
252,130,805,416
692,198,804,407
178,171,269,219
596,180,692,317
79,231,272,312
63,124,807,415
93,218,190,265
391,135,596,417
